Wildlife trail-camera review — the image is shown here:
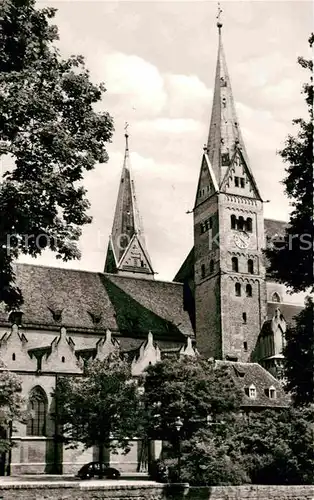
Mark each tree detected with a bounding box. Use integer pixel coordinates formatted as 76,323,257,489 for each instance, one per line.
0,364,27,454
180,407,314,486
236,407,314,485
143,357,242,443
265,34,313,293
0,0,114,309
283,297,313,406
54,354,141,475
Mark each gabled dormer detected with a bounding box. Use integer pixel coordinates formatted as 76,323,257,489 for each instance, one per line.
0,324,37,371
41,327,83,374
179,337,197,357
95,329,120,361
131,332,161,376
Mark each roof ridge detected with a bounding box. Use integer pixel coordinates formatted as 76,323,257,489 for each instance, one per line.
105,273,183,287
15,262,100,276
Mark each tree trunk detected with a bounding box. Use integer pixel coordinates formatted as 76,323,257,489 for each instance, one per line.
98,442,104,479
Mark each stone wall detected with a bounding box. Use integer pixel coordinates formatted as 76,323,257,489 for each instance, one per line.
0,482,313,500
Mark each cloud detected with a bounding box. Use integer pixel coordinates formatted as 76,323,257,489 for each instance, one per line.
101,52,167,115
134,118,202,135
165,74,212,118
94,49,213,123
235,52,296,89
236,102,288,152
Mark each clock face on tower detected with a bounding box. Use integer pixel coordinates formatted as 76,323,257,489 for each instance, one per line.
234,232,250,249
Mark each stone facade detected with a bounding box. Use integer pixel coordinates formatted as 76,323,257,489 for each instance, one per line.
0,323,196,475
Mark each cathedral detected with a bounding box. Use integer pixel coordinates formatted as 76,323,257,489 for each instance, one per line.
0,18,303,475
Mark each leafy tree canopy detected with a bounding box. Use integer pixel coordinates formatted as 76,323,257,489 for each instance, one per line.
143,356,242,443
235,407,314,485
179,407,314,486
283,297,314,406
0,0,114,309
54,354,141,470
265,34,313,293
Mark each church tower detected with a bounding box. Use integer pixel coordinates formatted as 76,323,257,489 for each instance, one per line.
104,128,154,279
194,14,267,361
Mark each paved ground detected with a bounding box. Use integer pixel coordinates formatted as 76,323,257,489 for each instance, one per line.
0,473,159,486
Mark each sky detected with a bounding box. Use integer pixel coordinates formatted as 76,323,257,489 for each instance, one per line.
17,0,312,281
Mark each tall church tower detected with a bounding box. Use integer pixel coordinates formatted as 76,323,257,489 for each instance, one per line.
104,129,154,279
194,15,266,361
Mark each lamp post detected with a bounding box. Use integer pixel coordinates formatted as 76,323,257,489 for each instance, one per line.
174,416,183,482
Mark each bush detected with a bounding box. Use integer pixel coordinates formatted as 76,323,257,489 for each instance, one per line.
179,431,249,486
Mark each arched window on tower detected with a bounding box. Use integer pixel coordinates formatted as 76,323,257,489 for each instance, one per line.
231,257,238,272
246,284,252,297
248,259,254,274
235,283,241,297
26,386,47,437
231,215,236,230
271,292,281,303
238,216,244,231
209,259,214,274
201,264,206,279
246,217,252,232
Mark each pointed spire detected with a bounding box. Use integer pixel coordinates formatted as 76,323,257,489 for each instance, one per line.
104,126,154,278
204,10,261,199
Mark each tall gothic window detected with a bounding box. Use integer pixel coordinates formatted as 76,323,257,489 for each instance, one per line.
26,387,47,437
231,215,236,230
231,257,238,272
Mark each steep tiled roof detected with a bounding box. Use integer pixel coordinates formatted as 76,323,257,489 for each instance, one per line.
0,264,193,340
267,302,302,326
264,218,288,239
174,247,194,284
216,360,289,408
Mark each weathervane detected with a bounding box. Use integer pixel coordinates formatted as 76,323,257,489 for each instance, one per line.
124,121,130,152
216,2,223,30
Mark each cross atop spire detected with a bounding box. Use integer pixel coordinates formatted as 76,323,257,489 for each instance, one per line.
104,128,154,279
216,2,223,30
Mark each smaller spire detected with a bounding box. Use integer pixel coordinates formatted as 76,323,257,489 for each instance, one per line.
104,126,154,278
216,2,223,31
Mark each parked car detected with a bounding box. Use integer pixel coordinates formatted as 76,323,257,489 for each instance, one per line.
76,462,121,480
